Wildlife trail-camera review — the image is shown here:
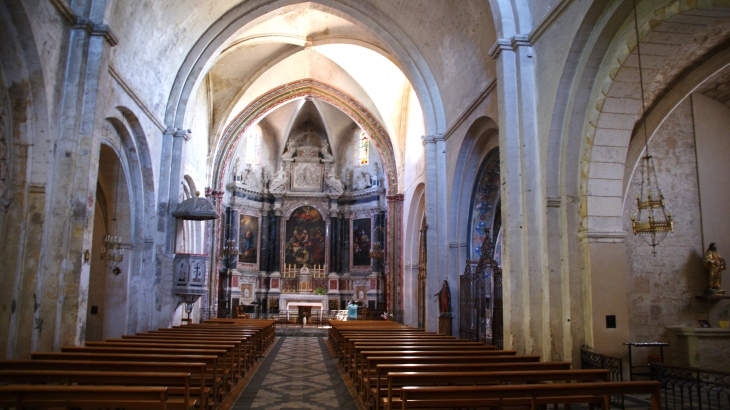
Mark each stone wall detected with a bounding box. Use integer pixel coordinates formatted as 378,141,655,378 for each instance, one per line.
623,98,706,363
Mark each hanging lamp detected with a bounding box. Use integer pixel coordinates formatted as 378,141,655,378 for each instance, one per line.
629,0,673,256
100,161,124,274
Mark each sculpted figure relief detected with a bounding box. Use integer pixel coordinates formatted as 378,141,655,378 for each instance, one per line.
353,171,372,191
269,163,288,193
320,140,334,160
281,140,297,159
704,243,726,295
324,169,344,195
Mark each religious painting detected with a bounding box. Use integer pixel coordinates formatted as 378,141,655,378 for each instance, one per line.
285,206,326,268
355,286,368,302
240,284,253,300
239,215,259,264
352,218,372,266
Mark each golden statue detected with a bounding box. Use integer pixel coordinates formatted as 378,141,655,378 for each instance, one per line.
703,243,726,296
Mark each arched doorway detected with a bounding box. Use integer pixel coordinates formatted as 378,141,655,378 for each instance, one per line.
86,145,131,341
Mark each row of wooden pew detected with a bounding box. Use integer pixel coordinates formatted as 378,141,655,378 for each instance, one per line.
0,318,276,410
328,320,662,410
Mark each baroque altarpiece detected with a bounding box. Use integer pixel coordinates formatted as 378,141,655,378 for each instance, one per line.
221,131,386,315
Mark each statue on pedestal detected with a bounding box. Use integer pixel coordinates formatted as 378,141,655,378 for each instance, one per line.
704,243,726,296
434,280,451,316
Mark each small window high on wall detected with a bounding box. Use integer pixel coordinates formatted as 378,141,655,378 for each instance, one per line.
245,125,262,164
359,132,369,165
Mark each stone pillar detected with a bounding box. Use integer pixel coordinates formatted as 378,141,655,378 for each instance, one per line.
259,211,270,272
271,213,281,273
422,134,448,331
27,7,117,356
341,214,350,275
330,216,339,273
386,195,404,319
490,36,548,357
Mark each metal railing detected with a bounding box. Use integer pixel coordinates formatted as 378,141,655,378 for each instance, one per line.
581,347,624,409
650,363,730,410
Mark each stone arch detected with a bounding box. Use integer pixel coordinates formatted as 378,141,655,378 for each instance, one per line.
212,79,398,194
164,0,445,136
582,3,730,235
105,107,157,334
403,182,426,328
87,141,132,341
448,117,499,278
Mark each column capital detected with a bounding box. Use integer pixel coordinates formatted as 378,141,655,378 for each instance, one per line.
488,35,531,58
421,134,444,145
386,194,404,202
174,128,192,141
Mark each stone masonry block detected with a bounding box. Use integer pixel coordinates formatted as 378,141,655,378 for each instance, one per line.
602,97,642,115
587,195,623,217
596,112,636,130
587,178,624,197
593,128,631,147
588,162,624,180
591,145,628,163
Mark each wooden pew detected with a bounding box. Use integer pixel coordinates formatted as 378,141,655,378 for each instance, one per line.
353,348,518,384
367,361,573,408
359,355,542,399
121,334,254,371
0,360,210,409
380,369,610,410
399,381,662,409
57,346,233,396
0,385,169,410
94,339,247,378
0,370,195,410
30,352,222,405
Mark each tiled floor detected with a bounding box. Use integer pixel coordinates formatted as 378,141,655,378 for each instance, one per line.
232,337,358,410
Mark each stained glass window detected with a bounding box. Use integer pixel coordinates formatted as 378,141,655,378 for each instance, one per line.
245,125,262,164
469,148,500,259
359,132,369,165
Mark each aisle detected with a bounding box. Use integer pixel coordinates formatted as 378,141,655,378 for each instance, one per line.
233,336,358,410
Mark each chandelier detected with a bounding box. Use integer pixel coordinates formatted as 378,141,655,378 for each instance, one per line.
100,161,124,274
629,0,673,256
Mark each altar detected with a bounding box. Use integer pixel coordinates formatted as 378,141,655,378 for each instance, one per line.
279,293,328,311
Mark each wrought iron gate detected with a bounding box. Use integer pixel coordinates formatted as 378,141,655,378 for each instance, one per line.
416,219,427,329
459,229,502,347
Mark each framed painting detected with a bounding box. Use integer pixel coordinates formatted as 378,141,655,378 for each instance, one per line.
239,215,259,265
285,206,326,268
352,218,371,266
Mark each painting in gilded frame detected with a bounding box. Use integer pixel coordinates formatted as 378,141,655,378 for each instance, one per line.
239,215,259,264
352,218,371,266
285,206,326,268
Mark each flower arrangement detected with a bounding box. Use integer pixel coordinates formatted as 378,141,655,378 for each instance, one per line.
381,311,394,321
314,286,325,295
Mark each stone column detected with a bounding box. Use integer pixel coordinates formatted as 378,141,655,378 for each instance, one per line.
490,36,550,357
330,216,339,273
271,212,281,274
28,7,117,355
259,212,270,273
422,134,448,331
386,195,404,319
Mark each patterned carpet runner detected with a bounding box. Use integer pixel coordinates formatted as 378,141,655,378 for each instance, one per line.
233,336,357,409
